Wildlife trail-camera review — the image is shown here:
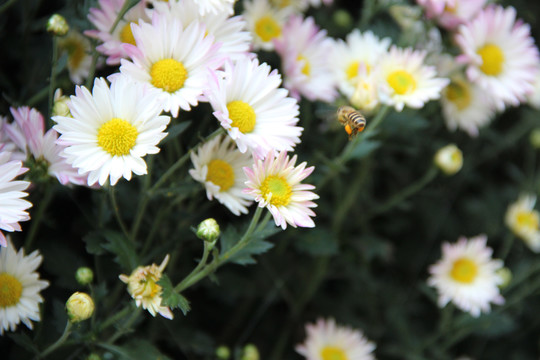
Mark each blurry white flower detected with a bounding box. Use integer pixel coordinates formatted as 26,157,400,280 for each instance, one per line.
505,194,540,253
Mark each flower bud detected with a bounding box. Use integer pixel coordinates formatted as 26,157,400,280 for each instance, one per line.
52,89,72,117
333,9,353,28
47,14,69,36
75,267,94,285
241,344,259,360
530,129,540,149
86,354,101,360
196,218,220,243
434,144,463,175
216,345,231,359
496,267,512,289
66,292,94,323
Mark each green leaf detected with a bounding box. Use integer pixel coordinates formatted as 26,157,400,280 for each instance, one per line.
161,121,192,144
158,274,191,315
220,221,278,265
82,231,106,255
454,312,517,337
101,230,138,271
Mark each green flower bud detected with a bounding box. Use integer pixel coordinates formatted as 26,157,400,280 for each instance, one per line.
75,267,94,285
196,218,220,243
47,14,69,36
434,144,463,176
86,353,101,360
241,344,259,360
496,267,512,289
333,9,353,29
530,128,540,149
216,345,231,359
66,292,94,323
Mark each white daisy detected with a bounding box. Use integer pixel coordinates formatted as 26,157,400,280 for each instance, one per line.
53,75,170,186
189,135,254,216
4,107,88,186
57,29,93,85
0,153,32,248
416,0,486,30
274,15,337,102
119,12,223,117
119,255,173,319
332,29,391,99
295,318,376,360
244,150,318,229
86,0,150,66
192,0,235,15
428,235,505,317
205,57,302,158
152,0,253,62
441,75,497,137
378,46,449,112
455,5,540,110
505,194,540,253
0,239,49,334
243,0,291,51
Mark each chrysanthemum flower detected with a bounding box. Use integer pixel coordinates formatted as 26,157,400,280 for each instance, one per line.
0,153,32,248
189,135,253,216
378,46,449,112
428,235,505,317
205,57,302,158
455,5,540,110
332,29,391,99
0,117,22,161
243,0,291,51
505,194,540,253
274,15,337,102
119,12,223,117
119,255,173,319
295,318,376,360
0,239,49,334
4,107,88,186
57,30,92,85
86,0,150,66
191,0,235,15
441,75,496,137
244,151,318,229
152,0,253,62
53,76,170,186
527,69,540,110
416,0,486,29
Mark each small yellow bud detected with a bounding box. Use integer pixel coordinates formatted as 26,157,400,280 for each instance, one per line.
75,267,94,285
47,14,69,36
66,292,94,323
434,144,463,175
530,129,540,149
52,89,71,117
496,267,512,289
241,344,259,360
216,345,231,359
196,218,220,243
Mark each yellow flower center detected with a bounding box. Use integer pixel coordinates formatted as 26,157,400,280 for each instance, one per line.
346,61,360,81
227,100,256,133
97,118,138,156
297,55,310,76
450,258,478,284
387,69,417,95
0,273,23,307
321,346,348,360
445,80,471,110
119,22,136,46
206,159,235,191
516,210,539,230
254,16,281,42
150,58,187,93
260,175,292,207
477,43,505,76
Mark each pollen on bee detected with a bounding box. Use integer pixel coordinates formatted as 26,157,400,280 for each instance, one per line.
345,124,353,135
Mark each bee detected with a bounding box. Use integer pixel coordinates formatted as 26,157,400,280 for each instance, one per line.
337,106,366,140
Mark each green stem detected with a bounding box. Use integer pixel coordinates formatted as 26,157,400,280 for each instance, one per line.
25,185,54,249
0,0,18,14
109,187,130,240
370,165,438,216
27,87,49,108
37,321,72,359
48,36,59,124
97,304,131,333
497,232,515,261
174,206,264,292
106,307,142,344
174,241,213,292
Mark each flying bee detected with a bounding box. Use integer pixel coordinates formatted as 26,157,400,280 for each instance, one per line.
337,106,366,140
